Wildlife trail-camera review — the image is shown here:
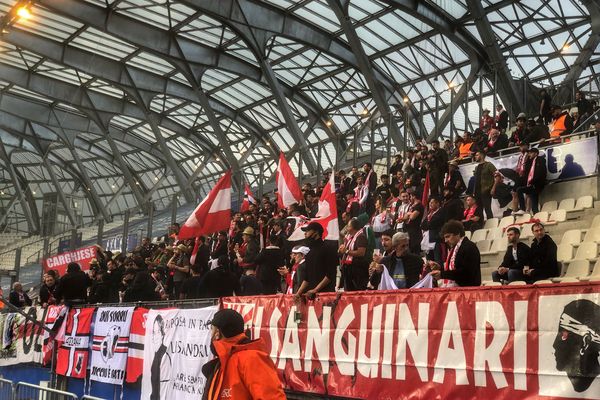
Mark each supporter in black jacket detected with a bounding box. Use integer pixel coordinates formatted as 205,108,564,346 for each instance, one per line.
123,266,158,303
9,282,32,308
421,197,445,264
431,221,481,287
492,227,531,283
54,262,92,305
193,236,211,276
441,188,465,222
210,231,228,260
515,147,546,214
39,274,58,306
254,236,285,294
88,271,112,304
369,232,423,289
296,222,337,297
198,256,241,298
526,223,559,282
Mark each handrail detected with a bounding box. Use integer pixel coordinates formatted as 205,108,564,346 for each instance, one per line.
14,381,79,400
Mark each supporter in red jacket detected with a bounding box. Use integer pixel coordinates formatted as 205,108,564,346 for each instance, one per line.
202,309,285,400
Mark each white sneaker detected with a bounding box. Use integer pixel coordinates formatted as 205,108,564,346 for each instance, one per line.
513,210,525,215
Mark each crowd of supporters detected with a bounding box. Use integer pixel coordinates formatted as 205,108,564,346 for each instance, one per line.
6,92,597,308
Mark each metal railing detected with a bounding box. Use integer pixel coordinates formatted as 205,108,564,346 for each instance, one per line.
0,378,13,399
5,381,80,400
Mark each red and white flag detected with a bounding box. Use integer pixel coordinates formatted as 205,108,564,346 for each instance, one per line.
240,183,256,213
288,171,339,241
276,152,302,209
178,171,232,239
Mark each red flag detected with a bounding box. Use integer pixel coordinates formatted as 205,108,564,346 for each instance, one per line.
240,183,256,212
276,152,302,209
178,171,232,239
190,237,201,265
287,171,339,241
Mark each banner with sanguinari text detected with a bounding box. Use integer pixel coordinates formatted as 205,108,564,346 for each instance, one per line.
223,283,600,399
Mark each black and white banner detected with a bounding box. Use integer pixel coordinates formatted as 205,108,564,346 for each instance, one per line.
0,307,47,366
140,307,217,400
90,307,135,385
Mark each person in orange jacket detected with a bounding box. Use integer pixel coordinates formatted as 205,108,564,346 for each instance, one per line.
202,309,286,400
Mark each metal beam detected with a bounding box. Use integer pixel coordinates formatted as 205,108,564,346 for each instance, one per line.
465,0,524,113
0,192,19,228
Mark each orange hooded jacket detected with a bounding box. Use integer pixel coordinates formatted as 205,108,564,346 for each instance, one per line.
202,333,286,400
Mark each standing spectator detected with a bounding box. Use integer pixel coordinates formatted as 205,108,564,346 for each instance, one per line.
515,147,546,214
167,244,191,299
430,221,481,287
393,190,411,231
443,139,454,157
297,222,337,297
576,91,592,120
279,245,309,295
192,236,210,276
549,105,573,139
339,218,370,291
235,227,260,271
371,198,393,246
198,256,240,298
430,139,448,196
9,282,32,308
480,109,495,132
139,237,156,260
389,154,403,180
54,262,91,305
375,174,394,205
441,188,465,222
353,175,369,214
462,195,484,232
239,267,263,296
539,89,553,124
473,150,496,219
495,104,509,132
403,191,424,254
509,113,530,146
420,197,445,264
255,236,285,295
526,223,559,282
88,270,111,304
180,265,203,299
491,171,516,217
210,231,228,260
492,227,531,283
39,273,58,307
369,232,423,289
443,161,466,197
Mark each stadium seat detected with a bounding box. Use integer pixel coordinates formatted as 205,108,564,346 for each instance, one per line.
560,229,582,246
464,230,472,240
476,239,491,253
558,278,579,283
556,243,573,263
487,227,505,241
508,280,527,286
590,215,600,229
533,211,549,223
553,259,590,282
574,241,598,262
520,223,534,239
482,281,502,287
534,280,553,284
515,213,532,224
580,259,600,281
481,238,507,256
557,198,575,212
484,218,499,229
583,227,600,243
471,229,488,243
541,201,558,213
574,195,593,211
548,209,566,224
498,216,515,229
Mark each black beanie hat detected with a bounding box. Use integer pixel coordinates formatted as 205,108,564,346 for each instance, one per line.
211,309,245,338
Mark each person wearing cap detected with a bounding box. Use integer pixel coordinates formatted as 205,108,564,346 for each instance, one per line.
549,105,573,139
167,243,191,299
202,309,285,400
297,222,337,297
235,226,259,271
495,104,509,132
480,109,494,132
515,146,546,214
509,113,530,146
279,245,309,294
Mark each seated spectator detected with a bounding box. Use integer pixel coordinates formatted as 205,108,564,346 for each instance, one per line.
515,147,546,214
509,113,530,146
576,91,592,120
452,136,463,159
484,128,509,156
9,282,32,308
526,116,549,143
571,107,581,131
492,227,531,283
39,273,58,307
458,132,473,159
198,256,241,298
369,232,422,289
430,220,481,287
462,195,484,232
54,262,92,305
526,223,559,282
279,245,309,295
549,105,573,139
339,218,369,291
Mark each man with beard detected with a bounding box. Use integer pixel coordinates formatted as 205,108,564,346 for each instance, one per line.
295,222,337,298
369,232,423,290
473,150,496,219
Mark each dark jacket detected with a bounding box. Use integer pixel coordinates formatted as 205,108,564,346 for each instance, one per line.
420,208,445,243
255,246,285,295
39,284,57,305
442,198,465,222
198,267,241,298
530,234,559,280
486,133,509,155
88,280,112,304
55,270,91,303
369,252,423,288
123,270,158,302
524,156,547,191
9,290,32,307
304,239,337,292
500,242,531,270
239,274,263,296
440,238,481,286
193,244,210,275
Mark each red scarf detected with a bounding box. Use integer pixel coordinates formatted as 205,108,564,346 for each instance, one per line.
427,208,439,222
342,229,363,265
516,152,527,176
464,206,476,220
527,156,537,186
440,237,464,287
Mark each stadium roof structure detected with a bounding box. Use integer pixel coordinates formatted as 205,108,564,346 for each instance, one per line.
0,0,598,232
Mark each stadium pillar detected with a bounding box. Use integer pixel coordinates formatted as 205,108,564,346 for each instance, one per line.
146,203,154,240
171,195,178,226
353,128,358,167
122,210,130,254
96,220,104,246
493,70,498,112
450,88,455,143
317,146,322,186
258,163,264,199
70,229,78,251
465,80,470,131
13,248,21,283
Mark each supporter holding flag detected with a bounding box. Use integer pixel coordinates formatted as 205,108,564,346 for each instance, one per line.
276,152,302,209
240,182,256,213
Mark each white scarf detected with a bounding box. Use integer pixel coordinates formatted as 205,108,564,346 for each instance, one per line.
440,237,464,288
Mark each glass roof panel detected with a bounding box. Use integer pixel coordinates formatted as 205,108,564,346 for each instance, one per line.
70,27,138,61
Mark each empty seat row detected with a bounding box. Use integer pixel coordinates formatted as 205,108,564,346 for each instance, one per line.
541,196,593,213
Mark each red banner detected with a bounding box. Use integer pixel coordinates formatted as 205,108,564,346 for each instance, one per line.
42,246,97,276
223,283,600,399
